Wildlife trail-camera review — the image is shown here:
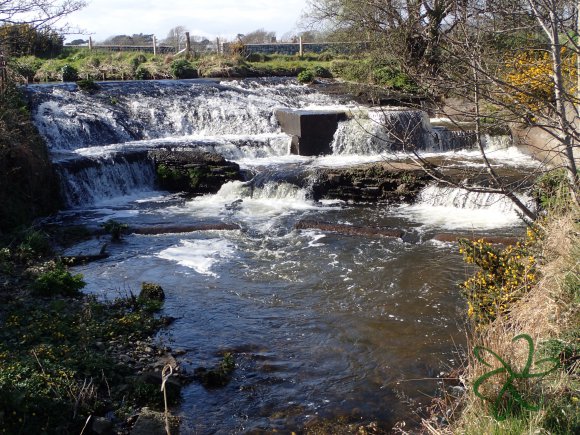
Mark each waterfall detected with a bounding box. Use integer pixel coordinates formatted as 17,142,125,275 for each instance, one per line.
26,78,524,209
55,152,156,207
26,78,336,153
416,184,530,213
399,183,535,229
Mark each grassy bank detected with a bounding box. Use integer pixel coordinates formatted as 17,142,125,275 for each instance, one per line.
427,179,579,433
9,48,417,92
0,230,177,434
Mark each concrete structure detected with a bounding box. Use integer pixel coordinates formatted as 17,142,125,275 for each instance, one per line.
275,109,348,156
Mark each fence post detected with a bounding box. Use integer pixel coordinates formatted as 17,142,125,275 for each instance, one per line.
216,37,220,54
299,36,303,57
185,32,191,59
88,36,93,50
152,35,157,56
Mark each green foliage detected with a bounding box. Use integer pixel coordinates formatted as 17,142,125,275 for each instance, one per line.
0,294,166,433
0,23,64,58
10,56,43,82
170,59,198,79
130,53,147,70
532,169,574,212
101,219,129,241
297,69,315,83
330,57,417,91
76,78,100,93
311,65,332,78
542,390,580,434
16,229,52,261
459,233,538,325
0,86,60,231
134,64,152,80
60,64,78,81
32,262,85,297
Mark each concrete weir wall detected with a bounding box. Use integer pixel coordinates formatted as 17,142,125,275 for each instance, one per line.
275,109,348,156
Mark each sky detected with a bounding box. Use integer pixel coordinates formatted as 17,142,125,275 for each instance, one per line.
65,0,311,42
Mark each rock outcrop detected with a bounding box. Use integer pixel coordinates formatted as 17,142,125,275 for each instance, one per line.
149,150,242,195
311,165,430,203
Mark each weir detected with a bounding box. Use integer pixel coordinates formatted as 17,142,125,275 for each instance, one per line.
27,78,538,433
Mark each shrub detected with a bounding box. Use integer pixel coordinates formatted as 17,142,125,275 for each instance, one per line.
459,234,538,325
312,65,332,78
170,59,198,79
11,56,43,82
532,169,574,213
17,229,52,260
130,53,148,70
134,65,152,80
32,262,85,297
297,69,315,83
60,64,78,82
76,78,100,93
101,219,128,241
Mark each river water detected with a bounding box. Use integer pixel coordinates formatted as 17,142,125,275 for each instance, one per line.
26,78,538,433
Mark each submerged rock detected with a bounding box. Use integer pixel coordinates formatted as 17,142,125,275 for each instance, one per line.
139,282,165,302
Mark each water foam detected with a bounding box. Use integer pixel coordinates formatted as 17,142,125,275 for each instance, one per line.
157,238,236,276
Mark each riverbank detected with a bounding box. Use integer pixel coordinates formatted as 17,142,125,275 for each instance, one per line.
0,233,186,434
424,187,579,433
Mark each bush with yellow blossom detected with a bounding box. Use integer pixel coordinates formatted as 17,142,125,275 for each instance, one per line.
459,227,540,325
502,49,576,115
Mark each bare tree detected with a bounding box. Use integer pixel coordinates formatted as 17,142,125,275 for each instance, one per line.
164,25,188,51
240,28,276,44
306,0,579,215
0,0,86,29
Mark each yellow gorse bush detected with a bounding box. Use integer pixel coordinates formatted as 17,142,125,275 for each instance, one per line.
502,49,576,114
459,227,540,325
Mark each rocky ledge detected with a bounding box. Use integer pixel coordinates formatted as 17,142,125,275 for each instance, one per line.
310,164,430,203
149,150,243,195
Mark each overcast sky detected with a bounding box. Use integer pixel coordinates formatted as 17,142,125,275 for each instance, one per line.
66,0,311,42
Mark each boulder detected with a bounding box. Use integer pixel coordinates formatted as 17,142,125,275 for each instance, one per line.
149,150,242,195
139,282,165,302
130,407,180,435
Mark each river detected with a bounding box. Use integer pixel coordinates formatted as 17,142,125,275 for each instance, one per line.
26,77,538,433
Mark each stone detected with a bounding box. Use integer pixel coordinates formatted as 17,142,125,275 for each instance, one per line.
275,108,348,156
149,150,242,195
139,282,165,302
130,408,180,435
91,416,114,435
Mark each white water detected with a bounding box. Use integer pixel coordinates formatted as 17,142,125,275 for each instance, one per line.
398,185,533,230
29,78,540,433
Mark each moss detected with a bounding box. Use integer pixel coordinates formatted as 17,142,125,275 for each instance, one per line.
0,293,167,433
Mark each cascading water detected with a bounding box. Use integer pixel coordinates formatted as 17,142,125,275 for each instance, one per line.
27,78,538,433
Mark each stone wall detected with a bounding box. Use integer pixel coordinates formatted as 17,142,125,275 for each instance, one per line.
222,42,369,56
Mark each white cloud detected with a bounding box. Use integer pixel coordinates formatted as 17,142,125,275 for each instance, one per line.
67,0,309,42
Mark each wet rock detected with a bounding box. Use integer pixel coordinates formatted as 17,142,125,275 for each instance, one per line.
193,353,235,388
91,416,114,435
311,164,430,204
130,407,180,435
131,223,240,235
138,371,182,400
149,149,242,195
139,282,165,302
295,221,403,239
